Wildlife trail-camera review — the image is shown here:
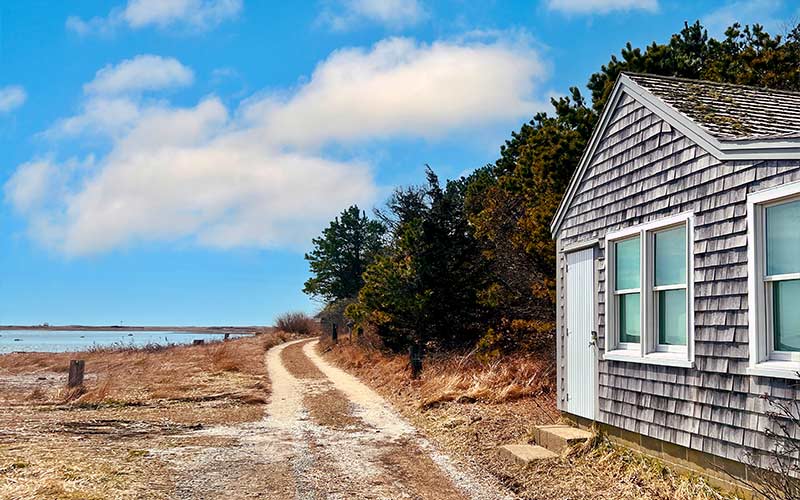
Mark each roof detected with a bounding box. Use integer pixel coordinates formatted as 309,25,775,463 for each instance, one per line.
626,73,800,141
550,73,800,237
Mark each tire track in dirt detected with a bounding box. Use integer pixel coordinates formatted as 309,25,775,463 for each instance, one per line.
302,340,515,500
160,338,515,499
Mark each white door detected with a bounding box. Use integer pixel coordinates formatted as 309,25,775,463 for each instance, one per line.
566,247,596,420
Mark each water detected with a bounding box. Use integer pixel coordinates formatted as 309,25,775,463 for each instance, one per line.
0,330,249,354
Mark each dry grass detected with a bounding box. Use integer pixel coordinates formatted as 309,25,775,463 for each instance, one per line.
520,437,740,500
0,331,289,406
0,331,295,500
324,339,557,412
322,340,740,500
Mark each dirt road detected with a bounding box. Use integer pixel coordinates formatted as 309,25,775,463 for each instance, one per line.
163,338,515,499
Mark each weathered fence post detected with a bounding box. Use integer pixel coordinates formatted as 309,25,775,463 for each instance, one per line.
68,360,85,388
409,344,422,379
223,333,230,340
331,323,338,344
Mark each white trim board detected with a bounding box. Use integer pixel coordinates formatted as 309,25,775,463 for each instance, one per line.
746,181,800,380
551,73,800,238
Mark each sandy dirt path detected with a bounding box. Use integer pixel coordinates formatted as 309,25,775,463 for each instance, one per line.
163,338,515,499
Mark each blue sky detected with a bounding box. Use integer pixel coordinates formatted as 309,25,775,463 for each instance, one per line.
0,0,795,326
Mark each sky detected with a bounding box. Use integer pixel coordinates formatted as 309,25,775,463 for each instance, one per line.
0,0,797,326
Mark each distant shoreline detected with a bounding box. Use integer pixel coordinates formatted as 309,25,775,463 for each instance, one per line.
0,325,271,334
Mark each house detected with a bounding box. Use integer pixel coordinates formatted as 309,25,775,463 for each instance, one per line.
551,72,800,485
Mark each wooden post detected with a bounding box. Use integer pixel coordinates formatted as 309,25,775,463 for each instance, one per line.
223,333,230,340
331,323,338,344
68,360,85,388
193,339,205,345
409,344,422,379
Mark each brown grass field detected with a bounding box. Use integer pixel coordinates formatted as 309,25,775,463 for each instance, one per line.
0,330,743,500
0,331,292,500
323,339,741,500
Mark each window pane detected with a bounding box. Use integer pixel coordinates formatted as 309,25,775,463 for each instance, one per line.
619,293,640,343
615,237,640,290
658,289,687,346
773,279,800,352
766,200,800,276
654,225,686,286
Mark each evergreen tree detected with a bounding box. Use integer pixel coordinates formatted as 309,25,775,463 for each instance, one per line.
303,206,385,302
351,168,489,351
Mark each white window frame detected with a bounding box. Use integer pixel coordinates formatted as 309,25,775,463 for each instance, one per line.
609,234,641,352
604,212,695,368
747,181,800,379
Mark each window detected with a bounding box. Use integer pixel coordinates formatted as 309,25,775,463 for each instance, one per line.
653,226,688,351
605,213,694,367
614,237,641,346
748,183,800,379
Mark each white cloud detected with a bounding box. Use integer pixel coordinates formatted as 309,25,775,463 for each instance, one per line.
701,0,785,37
319,0,426,30
7,35,548,255
84,55,194,95
242,36,546,148
48,56,193,139
0,85,27,113
546,0,658,14
11,99,377,255
49,97,142,138
66,0,241,35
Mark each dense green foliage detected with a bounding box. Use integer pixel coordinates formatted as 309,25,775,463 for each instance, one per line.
303,205,385,302
306,21,800,354
348,168,489,351
466,21,800,355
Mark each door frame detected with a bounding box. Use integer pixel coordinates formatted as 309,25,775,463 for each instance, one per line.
564,244,599,422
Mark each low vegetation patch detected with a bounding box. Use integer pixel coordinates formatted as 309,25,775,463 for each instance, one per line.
0,330,288,406
0,330,293,499
324,338,557,410
275,311,319,336
323,341,738,500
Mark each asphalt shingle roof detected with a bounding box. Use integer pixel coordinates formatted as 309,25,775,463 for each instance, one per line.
626,73,800,141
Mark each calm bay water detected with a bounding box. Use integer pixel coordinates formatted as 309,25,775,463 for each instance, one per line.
0,330,248,354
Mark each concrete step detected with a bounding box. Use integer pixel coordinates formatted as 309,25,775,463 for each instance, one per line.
533,425,592,453
497,444,558,466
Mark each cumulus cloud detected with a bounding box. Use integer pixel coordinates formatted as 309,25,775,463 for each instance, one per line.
242,36,546,148
12,98,377,255
47,56,193,138
7,35,548,255
84,55,194,95
545,0,658,14
66,0,241,35
0,85,27,113
319,0,426,30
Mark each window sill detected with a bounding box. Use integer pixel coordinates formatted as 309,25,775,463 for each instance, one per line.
747,361,800,380
603,350,694,368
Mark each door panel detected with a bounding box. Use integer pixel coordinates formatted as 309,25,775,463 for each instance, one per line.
566,248,596,420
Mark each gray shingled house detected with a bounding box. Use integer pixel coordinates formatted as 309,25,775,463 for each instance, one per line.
551,73,800,484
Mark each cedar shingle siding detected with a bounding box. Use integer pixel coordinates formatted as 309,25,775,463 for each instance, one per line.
555,87,800,467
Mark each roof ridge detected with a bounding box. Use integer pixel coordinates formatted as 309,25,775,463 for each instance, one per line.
622,71,800,98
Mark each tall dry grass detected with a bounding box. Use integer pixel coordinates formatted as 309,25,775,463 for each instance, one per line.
546,436,739,500
0,331,290,406
325,339,557,414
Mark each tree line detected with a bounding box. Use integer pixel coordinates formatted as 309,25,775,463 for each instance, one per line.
303,21,800,356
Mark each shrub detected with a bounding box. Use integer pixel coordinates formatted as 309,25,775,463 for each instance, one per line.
274,311,318,335
743,384,800,499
